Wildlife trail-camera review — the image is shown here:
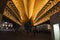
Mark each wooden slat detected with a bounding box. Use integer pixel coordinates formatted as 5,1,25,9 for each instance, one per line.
34,0,59,23
3,9,21,25
34,7,60,26
7,1,21,22
12,0,28,23
31,0,49,21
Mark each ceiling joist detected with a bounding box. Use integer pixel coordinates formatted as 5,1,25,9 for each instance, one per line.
3,8,22,25
34,0,60,23
34,3,60,26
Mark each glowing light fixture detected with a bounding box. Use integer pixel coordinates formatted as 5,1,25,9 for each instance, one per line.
53,24,60,40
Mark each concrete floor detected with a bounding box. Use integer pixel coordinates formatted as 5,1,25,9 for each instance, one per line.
0,32,52,40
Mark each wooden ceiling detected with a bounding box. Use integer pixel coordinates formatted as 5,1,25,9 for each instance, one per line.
3,0,60,26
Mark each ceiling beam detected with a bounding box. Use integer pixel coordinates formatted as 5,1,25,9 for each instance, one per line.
12,0,28,23
34,0,60,23
34,3,60,26
3,8,21,25
7,1,21,22
31,0,49,22
23,0,29,18
28,0,35,19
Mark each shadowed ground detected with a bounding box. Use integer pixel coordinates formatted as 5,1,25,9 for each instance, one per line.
0,32,52,40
